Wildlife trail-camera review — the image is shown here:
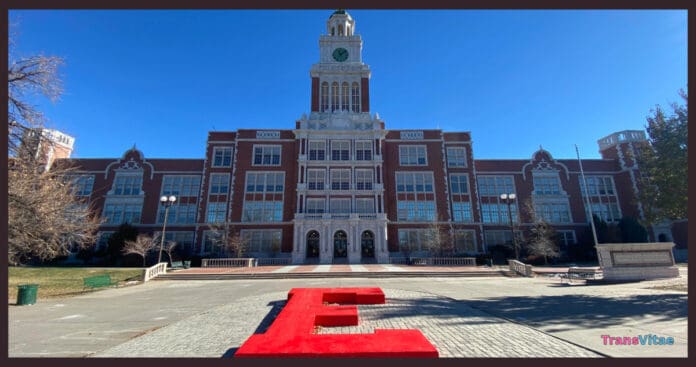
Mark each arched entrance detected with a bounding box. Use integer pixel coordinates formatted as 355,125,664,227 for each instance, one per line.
306,230,320,258
361,231,375,258
333,230,348,258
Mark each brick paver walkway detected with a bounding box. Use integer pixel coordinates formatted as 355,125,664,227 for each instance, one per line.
94,288,599,358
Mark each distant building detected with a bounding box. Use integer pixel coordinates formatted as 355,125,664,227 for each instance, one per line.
21,127,75,171
57,10,674,264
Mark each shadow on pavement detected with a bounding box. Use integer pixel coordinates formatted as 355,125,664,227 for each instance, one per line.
463,293,688,331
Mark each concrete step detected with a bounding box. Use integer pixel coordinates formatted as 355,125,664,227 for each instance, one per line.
155,270,511,281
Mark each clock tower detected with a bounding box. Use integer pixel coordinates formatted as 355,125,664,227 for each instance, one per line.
309,9,371,114
294,10,388,265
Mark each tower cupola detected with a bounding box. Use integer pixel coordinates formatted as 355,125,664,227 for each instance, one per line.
327,9,355,37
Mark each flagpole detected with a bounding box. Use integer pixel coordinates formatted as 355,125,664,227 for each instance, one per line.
576,144,599,247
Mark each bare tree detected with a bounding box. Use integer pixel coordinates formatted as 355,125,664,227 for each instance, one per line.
208,221,249,258
523,199,560,265
225,230,249,258
422,221,452,257
122,234,160,267
162,241,178,264
8,35,101,265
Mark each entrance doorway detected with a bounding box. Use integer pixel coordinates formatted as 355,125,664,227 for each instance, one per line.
333,230,348,258
361,231,375,258
306,230,320,258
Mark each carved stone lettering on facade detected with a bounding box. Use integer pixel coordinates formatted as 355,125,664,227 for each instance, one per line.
400,131,424,140
256,131,281,139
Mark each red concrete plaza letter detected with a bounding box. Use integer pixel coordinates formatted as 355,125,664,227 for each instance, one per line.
234,287,439,358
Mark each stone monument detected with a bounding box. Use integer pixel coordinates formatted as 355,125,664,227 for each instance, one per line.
596,242,680,281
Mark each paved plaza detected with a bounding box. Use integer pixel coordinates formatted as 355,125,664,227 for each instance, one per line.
8,269,688,358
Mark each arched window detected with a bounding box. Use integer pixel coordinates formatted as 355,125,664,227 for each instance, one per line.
320,82,329,112
331,82,339,112
347,26,351,36
338,25,344,36
351,82,361,113
341,82,350,111
331,27,335,36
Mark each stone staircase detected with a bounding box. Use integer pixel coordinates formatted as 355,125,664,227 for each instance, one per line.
155,268,515,281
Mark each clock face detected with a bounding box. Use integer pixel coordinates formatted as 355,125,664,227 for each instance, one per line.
332,47,349,62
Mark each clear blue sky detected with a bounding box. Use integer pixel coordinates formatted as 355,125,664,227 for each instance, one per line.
9,9,687,160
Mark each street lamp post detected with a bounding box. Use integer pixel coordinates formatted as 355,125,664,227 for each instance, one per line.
500,193,518,260
158,195,177,264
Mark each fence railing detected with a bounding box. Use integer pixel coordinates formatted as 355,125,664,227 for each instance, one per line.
388,257,477,266
508,259,534,277
256,258,292,266
143,262,168,282
202,258,256,268
409,257,477,266
388,257,411,265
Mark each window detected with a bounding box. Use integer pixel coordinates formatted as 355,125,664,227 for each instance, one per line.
71,175,94,196
330,198,351,213
112,174,142,195
331,141,350,161
580,176,615,196
158,203,197,224
447,147,467,168
163,232,194,254
161,175,201,197
306,198,325,213
454,230,477,253
212,147,233,167
533,175,561,195
398,229,428,252
481,203,518,224
452,202,473,222
396,201,436,221
399,145,427,166
308,141,326,160
450,174,468,194
355,169,373,190
351,82,360,112
485,230,523,247
246,172,284,193
209,174,230,194
253,145,281,166
556,230,576,248
355,141,372,161
320,82,329,112
330,169,351,190
396,172,434,193
242,201,283,222
477,176,514,196
341,82,350,111
588,202,621,222
307,169,325,190
242,230,282,253
96,232,114,250
206,202,227,223
203,231,224,254
356,198,375,213
331,82,339,111
534,203,571,223
103,202,142,224
580,176,621,222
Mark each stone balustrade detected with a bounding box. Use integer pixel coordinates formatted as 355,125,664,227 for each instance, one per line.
143,262,168,282
508,259,533,277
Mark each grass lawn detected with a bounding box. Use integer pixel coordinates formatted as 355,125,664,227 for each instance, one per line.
8,267,144,303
